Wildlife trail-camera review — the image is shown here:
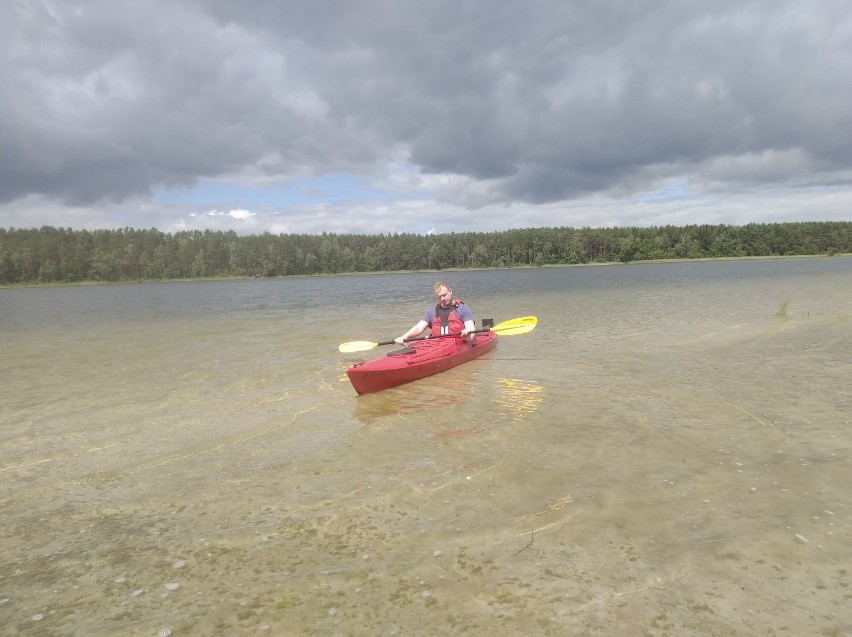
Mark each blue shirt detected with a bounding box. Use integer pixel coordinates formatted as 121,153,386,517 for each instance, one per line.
422,303,473,326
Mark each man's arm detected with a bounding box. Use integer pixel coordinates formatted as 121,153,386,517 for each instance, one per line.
395,319,429,344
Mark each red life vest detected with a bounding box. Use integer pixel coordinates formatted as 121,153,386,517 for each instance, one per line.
432,299,465,336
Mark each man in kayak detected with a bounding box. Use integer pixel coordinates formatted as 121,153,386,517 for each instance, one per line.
395,281,477,344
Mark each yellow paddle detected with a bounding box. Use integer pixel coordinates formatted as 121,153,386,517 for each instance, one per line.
338,316,537,353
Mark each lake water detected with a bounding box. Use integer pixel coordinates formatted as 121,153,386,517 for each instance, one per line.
1,257,851,636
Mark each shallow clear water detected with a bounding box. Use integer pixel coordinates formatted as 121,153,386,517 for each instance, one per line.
1,258,851,636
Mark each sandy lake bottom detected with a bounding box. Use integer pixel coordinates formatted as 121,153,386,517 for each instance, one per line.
1,262,850,635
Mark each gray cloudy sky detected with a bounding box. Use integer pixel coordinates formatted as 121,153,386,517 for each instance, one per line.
2,0,851,235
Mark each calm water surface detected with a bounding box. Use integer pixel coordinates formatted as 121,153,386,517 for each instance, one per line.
1,258,851,636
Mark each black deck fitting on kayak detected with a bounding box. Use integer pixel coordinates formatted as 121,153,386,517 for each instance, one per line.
482,318,494,328
387,347,417,356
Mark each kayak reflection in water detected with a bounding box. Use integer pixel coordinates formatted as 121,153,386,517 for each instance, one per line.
395,281,477,344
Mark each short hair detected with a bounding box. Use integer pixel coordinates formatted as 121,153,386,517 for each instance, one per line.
434,281,450,292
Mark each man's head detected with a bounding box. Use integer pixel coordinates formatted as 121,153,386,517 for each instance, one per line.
434,282,453,307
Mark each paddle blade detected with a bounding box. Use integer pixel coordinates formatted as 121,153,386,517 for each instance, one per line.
490,315,537,336
338,340,379,353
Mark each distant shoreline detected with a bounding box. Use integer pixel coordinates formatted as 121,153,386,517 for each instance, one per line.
1,252,849,289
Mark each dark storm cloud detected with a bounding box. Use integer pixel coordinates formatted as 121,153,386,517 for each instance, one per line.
2,0,851,213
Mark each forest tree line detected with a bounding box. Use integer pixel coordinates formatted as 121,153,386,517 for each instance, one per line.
1,221,849,285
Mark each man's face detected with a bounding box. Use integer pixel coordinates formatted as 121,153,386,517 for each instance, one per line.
435,286,452,307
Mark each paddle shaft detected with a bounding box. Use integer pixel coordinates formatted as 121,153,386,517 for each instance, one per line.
376,326,494,348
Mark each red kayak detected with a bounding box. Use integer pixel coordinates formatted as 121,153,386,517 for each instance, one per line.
346,331,498,395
